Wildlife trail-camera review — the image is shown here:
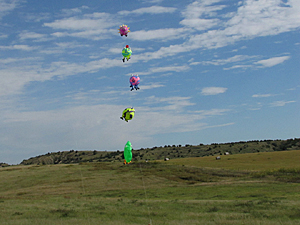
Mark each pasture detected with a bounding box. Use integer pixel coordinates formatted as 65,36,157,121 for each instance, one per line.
1,150,300,224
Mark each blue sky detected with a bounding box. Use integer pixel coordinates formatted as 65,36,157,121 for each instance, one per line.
0,0,299,164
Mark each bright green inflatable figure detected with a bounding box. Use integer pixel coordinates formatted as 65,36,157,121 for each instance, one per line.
122,45,132,62
124,141,132,164
120,107,135,122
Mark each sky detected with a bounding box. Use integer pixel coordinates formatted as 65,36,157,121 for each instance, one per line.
0,0,299,164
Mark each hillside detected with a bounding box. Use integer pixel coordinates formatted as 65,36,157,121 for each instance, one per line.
20,138,300,165
1,150,300,224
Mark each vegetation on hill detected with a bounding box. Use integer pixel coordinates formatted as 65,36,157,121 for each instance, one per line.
20,138,300,165
0,163,9,167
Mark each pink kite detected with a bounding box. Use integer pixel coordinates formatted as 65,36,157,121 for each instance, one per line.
118,25,130,37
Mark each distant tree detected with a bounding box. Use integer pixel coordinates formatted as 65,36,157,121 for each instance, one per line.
0,163,9,167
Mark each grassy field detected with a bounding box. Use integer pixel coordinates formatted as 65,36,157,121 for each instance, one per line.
166,150,300,171
1,150,300,224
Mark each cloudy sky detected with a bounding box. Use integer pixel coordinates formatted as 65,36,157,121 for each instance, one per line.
0,0,299,164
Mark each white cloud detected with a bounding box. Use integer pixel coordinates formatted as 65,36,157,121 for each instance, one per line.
0,34,8,38
270,100,296,107
180,18,220,30
180,0,225,30
44,12,117,40
252,94,273,98
199,54,257,66
140,0,163,3
130,28,189,41
23,12,51,22
140,83,165,90
195,108,231,116
18,31,47,41
223,64,252,70
61,6,89,16
0,57,41,64
150,65,189,73
139,0,300,62
144,96,195,111
255,56,290,67
19,31,45,39
181,0,224,19
0,0,22,19
0,44,36,51
192,54,290,71
136,65,189,75
287,86,300,91
201,87,227,95
118,6,176,15
135,44,191,61
0,58,124,96
51,30,112,40
224,0,300,38
54,41,89,49
44,13,115,30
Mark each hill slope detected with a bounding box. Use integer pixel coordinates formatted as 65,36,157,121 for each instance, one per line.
20,138,300,165
1,150,300,224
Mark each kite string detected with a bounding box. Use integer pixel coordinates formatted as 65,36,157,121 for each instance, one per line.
139,163,152,225
48,2,90,224
119,0,123,12
74,121,91,225
79,165,91,225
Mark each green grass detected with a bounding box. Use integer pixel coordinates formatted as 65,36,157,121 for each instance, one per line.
1,150,300,224
166,150,300,171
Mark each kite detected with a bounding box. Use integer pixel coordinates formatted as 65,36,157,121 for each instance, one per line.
122,45,132,62
123,141,132,164
129,74,140,91
118,25,130,37
120,107,135,122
